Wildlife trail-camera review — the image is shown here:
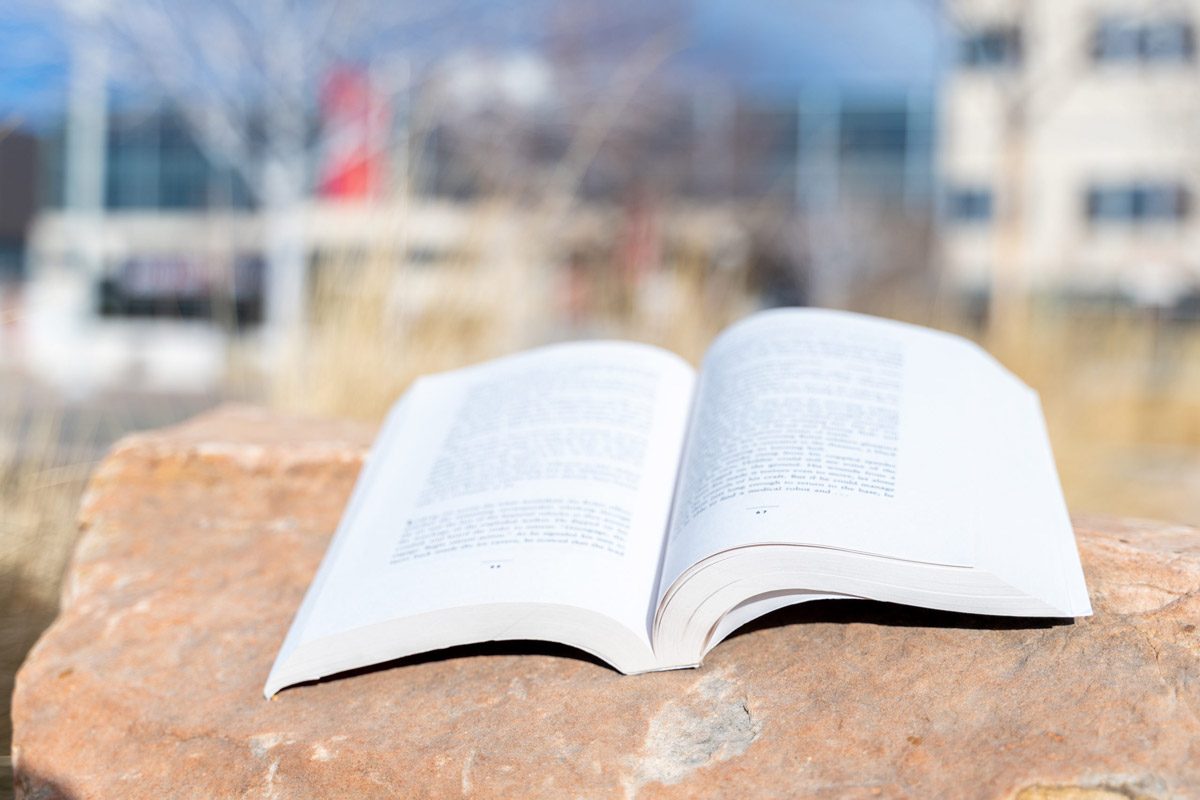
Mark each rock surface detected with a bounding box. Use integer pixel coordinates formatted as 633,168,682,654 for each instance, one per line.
13,406,1200,799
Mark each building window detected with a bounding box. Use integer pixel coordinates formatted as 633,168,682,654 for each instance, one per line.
945,187,994,223
1092,18,1142,61
1143,20,1195,61
839,107,909,156
1085,183,1190,222
97,255,264,325
959,26,1022,69
1092,18,1194,63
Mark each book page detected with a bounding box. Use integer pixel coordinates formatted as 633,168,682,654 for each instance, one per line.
658,309,1005,599
292,341,695,656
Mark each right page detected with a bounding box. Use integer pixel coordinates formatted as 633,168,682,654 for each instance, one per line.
656,308,1091,620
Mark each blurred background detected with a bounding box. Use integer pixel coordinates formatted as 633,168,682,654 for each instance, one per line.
2,0,1199,786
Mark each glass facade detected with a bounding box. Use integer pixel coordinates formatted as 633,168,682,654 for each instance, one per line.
41,109,255,212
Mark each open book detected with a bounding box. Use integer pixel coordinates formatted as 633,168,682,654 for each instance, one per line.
265,309,1092,697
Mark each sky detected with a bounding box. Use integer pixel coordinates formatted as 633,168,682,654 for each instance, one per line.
0,3,70,129
685,0,948,95
0,0,949,129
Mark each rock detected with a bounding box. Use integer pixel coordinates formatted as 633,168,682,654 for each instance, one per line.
12,405,1200,799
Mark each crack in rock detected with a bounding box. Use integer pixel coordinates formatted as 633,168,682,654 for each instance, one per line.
629,672,761,794
1014,774,1168,800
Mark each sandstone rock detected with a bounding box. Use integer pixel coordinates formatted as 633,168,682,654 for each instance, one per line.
13,405,1200,799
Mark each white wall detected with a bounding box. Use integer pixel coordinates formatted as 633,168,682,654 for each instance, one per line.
940,0,1200,303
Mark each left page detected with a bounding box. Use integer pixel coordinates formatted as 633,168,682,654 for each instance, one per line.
266,341,694,695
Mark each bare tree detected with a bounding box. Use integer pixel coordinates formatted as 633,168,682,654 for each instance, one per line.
56,0,523,344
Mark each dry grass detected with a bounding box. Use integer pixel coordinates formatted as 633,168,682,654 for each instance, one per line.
278,247,1200,525
270,210,757,421
988,309,1200,523
0,405,94,792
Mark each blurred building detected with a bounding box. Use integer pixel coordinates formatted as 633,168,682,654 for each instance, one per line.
20,80,936,354
6,0,943,394
940,0,1200,310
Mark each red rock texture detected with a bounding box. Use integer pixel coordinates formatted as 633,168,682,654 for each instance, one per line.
12,406,1200,799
